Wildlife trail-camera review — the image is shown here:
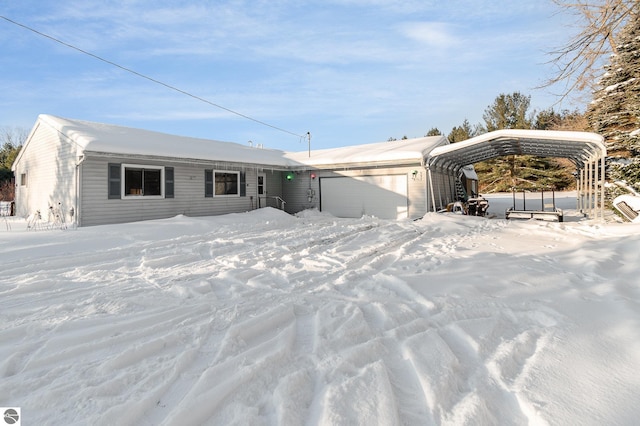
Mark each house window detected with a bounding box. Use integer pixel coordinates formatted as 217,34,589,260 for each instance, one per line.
215,171,239,196
20,173,27,186
122,164,164,197
205,170,244,197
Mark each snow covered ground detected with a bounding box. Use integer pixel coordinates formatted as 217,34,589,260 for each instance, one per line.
1,192,639,425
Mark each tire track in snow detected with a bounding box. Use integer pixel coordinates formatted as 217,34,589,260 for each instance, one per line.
1,212,564,425
158,304,301,425
271,216,560,425
1,301,223,424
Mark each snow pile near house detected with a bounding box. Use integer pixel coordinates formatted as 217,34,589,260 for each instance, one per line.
1,197,639,425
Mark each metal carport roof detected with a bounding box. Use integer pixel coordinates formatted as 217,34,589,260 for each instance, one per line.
425,129,607,219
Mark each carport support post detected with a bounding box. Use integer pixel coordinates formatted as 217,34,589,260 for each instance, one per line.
584,160,590,216
579,164,584,214
427,166,436,213
591,160,595,217
578,166,584,213
593,157,600,218
588,160,593,216
437,172,444,210
592,159,597,217
601,154,606,219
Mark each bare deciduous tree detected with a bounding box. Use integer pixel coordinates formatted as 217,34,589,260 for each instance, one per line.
544,0,637,101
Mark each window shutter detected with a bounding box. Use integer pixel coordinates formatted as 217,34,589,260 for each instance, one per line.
108,163,121,199
165,167,174,198
240,171,246,197
205,170,213,197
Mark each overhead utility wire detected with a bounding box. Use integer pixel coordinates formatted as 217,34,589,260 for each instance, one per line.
0,15,306,139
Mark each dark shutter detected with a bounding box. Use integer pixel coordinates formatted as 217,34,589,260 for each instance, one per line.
165,167,174,198
240,171,246,197
108,163,121,199
205,170,213,197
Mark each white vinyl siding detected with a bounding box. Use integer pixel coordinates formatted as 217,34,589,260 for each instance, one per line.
80,157,261,226
12,122,79,221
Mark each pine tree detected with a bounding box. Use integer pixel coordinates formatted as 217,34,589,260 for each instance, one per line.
482,92,532,132
448,119,480,143
587,7,640,191
475,94,577,192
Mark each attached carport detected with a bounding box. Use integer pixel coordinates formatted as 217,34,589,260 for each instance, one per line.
425,129,607,219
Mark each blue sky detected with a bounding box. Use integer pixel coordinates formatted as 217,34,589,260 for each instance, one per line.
1,1,577,151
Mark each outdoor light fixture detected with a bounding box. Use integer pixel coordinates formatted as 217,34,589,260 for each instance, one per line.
310,172,317,179
286,172,295,181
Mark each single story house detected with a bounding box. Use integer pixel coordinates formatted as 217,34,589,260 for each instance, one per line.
12,115,605,226
12,115,457,226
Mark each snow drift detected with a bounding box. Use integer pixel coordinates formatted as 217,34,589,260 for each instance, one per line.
1,194,639,425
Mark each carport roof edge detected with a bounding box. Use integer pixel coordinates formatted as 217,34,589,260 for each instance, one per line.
426,129,606,170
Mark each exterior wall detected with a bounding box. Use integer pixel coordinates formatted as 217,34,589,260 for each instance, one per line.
282,166,429,219
12,122,79,222
80,155,285,226
281,170,321,214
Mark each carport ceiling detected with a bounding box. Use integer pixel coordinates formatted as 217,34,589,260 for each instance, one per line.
426,129,606,171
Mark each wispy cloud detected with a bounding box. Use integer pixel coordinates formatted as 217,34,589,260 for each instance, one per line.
398,21,460,49
2,0,569,148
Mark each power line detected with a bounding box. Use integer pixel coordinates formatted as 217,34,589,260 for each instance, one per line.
0,15,306,139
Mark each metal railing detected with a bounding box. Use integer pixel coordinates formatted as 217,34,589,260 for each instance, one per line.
258,196,287,210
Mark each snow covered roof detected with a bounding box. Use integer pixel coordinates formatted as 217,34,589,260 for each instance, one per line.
285,136,448,168
32,115,445,169
36,114,296,168
426,129,606,171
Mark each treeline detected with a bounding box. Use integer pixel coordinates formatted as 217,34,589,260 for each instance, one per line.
390,92,590,192
455,92,588,192
392,1,640,195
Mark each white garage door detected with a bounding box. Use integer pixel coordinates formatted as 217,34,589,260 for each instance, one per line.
320,175,408,219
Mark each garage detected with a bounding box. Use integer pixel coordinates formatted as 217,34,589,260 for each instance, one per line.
320,175,408,219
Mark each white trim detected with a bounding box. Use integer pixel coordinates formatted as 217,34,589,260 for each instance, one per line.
121,163,165,199
257,172,266,196
214,170,240,197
